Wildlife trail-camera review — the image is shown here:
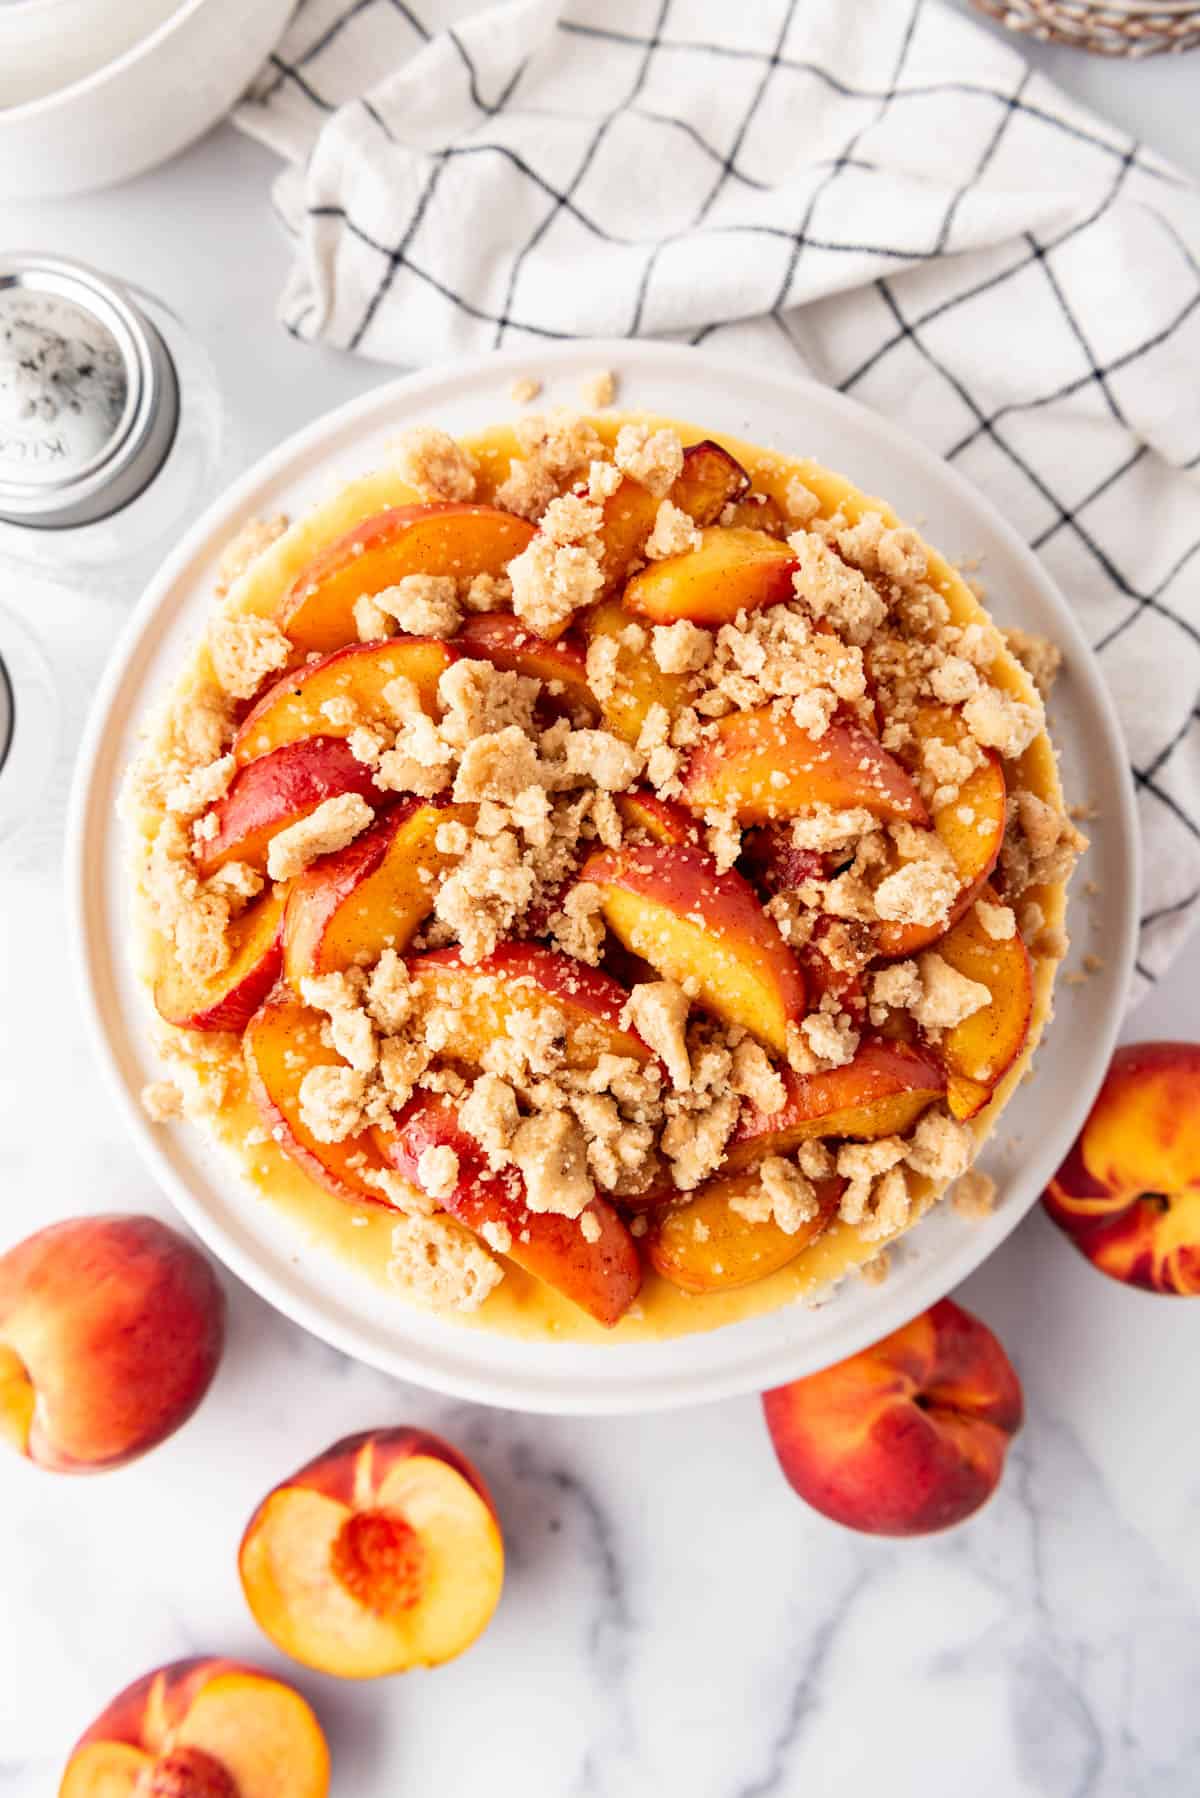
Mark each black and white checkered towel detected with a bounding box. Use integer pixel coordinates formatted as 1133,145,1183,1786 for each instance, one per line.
236,0,1200,1000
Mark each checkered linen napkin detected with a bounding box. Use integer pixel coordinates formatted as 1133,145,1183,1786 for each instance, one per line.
235,0,1200,1000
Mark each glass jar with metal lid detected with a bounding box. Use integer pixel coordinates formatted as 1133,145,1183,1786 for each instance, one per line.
0,252,229,593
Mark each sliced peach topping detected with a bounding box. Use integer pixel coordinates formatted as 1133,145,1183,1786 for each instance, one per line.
581,597,693,745
196,737,382,878
283,798,474,983
59,1658,329,1798
647,1174,843,1293
581,842,807,1056
243,987,389,1204
375,1094,641,1327
155,889,285,1034
680,707,929,826
238,1429,504,1678
597,438,750,588
935,889,1033,1120
623,525,796,627
669,439,751,526
724,1038,947,1173
233,639,456,767
613,786,701,847
456,613,597,718
876,705,1007,957
278,502,534,656
405,942,654,1070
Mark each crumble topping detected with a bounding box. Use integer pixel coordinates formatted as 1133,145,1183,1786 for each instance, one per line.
581,370,617,408
367,574,462,639
387,1211,502,1311
267,793,374,882
209,613,291,700
214,514,289,596
510,375,542,405
392,426,477,501
645,500,702,561
140,1080,183,1122
1003,626,1061,698
614,422,684,497
952,1167,997,1217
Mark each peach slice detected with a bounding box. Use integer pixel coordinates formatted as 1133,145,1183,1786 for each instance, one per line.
406,942,653,1070
581,597,693,744
376,1094,641,1327
596,476,663,589
647,1174,842,1294
719,491,789,536
724,1038,946,1172
282,798,473,983
243,987,389,1204
233,639,456,767
196,737,382,878
155,889,285,1033
278,502,534,656
740,823,828,898
613,786,701,847
763,1297,1023,1535
876,705,1007,957
59,1657,329,1798
1043,1042,1200,1294
456,613,597,717
0,1216,224,1474
622,526,797,627
670,439,751,527
239,1428,504,1679
681,707,929,827
580,842,807,1056
935,890,1033,1120
595,439,751,588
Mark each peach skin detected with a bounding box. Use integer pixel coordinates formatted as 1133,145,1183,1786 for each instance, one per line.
613,786,702,847
244,986,391,1204
155,889,285,1034
1043,1041,1200,1294
456,613,597,718
647,1175,842,1293
0,1216,224,1474
680,707,929,827
596,439,750,589
195,736,383,878
282,798,474,983
59,1656,329,1798
581,842,807,1056
623,525,797,626
763,1297,1023,1535
376,1094,641,1327
936,889,1033,1121
239,1428,504,1678
232,638,457,766
278,501,534,655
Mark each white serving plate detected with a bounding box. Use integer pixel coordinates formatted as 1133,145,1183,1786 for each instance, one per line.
67,341,1138,1415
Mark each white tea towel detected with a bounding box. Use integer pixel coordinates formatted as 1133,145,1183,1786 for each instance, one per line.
236,0,1200,1000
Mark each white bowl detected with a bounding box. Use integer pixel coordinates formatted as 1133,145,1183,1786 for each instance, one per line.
0,0,294,199
67,341,1138,1414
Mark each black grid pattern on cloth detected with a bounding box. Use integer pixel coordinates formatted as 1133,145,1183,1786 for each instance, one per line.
236,0,1200,1000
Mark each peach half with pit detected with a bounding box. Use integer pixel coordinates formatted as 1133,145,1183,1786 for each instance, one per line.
0,1216,224,1474
763,1297,1023,1535
580,842,808,1057
239,1428,504,1678
277,502,534,656
1043,1041,1200,1294
59,1657,329,1798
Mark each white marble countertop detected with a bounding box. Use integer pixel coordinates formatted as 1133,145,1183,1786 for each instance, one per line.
3,19,1200,1796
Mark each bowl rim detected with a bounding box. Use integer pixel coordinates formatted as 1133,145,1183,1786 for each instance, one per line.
64,337,1139,1413
0,0,221,121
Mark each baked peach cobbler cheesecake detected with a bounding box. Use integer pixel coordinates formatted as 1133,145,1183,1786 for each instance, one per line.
124,407,1085,1341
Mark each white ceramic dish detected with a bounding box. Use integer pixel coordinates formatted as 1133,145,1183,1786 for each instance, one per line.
0,0,293,199
67,341,1138,1415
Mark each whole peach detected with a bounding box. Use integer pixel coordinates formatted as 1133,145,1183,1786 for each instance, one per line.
0,1214,225,1472
763,1297,1023,1535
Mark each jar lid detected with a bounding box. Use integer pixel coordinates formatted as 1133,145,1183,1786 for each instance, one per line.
0,252,179,530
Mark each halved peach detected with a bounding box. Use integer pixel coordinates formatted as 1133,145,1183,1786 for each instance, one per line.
582,597,693,744
239,1428,504,1679
1,1217,224,1474
376,1093,641,1327
196,737,382,877
623,526,796,626
581,843,807,1056
278,502,534,655
647,1174,842,1293
155,889,285,1033
876,705,1007,957
681,707,929,826
60,1657,329,1798
283,799,472,983
457,612,597,717
243,986,389,1204
233,639,456,767
935,890,1033,1120
406,943,652,1070
614,787,701,846
724,1038,946,1172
